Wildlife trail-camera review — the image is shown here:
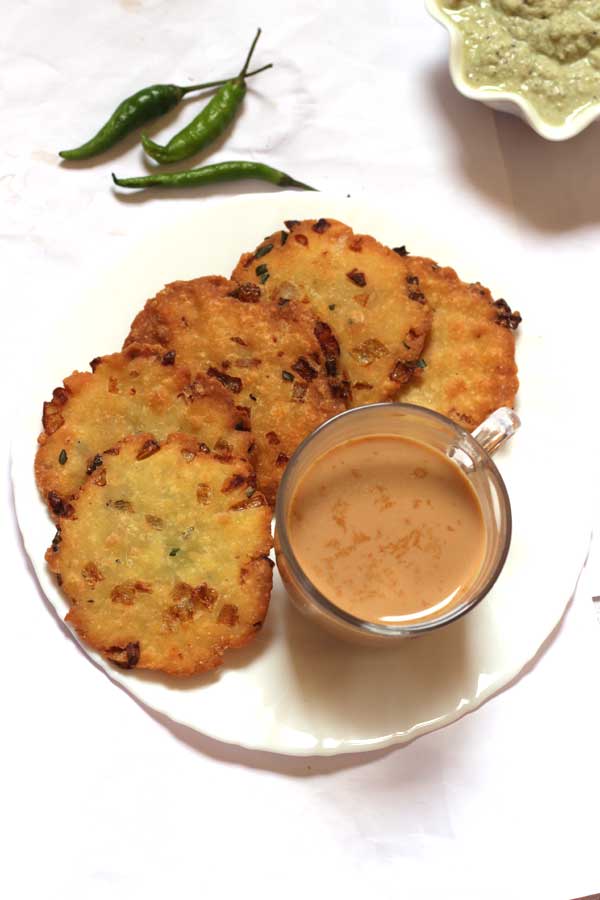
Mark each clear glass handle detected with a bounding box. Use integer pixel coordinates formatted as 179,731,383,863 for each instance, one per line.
472,407,521,457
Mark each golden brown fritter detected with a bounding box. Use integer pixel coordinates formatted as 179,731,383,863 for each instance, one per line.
35,343,251,518
125,276,345,504
231,218,433,406
47,433,273,676
397,257,520,428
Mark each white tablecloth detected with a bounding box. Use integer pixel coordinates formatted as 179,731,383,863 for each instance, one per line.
3,2,599,898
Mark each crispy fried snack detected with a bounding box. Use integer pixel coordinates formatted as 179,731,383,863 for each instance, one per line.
397,258,520,428
47,433,273,676
125,276,345,503
231,218,433,406
35,343,251,518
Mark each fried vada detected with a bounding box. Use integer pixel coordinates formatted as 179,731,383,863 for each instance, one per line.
397,257,520,428
232,218,433,406
35,343,251,518
125,276,345,503
47,433,273,676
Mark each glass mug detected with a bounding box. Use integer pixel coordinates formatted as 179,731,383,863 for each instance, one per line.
275,403,519,645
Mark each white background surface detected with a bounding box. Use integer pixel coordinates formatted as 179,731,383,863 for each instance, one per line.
3,1,600,898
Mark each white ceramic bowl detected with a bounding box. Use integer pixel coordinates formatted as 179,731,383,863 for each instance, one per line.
425,0,600,141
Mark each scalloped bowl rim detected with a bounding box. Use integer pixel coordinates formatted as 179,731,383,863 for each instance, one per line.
425,0,600,141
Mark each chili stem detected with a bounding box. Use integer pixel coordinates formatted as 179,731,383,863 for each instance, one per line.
180,63,272,95
239,28,262,79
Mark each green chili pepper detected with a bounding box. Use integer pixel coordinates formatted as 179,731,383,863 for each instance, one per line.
112,160,316,192
59,64,272,161
142,28,269,165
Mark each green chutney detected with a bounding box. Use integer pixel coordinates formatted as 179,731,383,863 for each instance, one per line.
443,0,600,125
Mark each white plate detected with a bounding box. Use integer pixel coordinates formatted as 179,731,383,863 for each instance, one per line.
12,191,590,756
